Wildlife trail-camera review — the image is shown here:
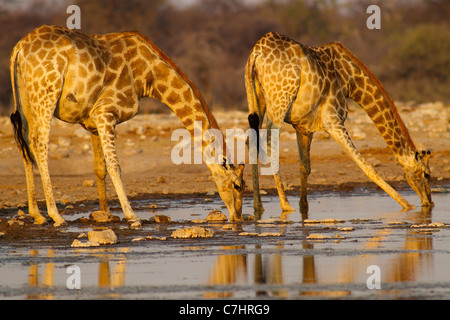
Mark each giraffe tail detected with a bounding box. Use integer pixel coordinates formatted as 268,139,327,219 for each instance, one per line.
10,45,35,166
245,50,262,153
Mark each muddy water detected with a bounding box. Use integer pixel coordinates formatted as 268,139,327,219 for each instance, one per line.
1,189,450,299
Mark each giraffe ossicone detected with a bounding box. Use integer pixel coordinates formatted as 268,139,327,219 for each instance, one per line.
10,25,245,225
245,32,433,215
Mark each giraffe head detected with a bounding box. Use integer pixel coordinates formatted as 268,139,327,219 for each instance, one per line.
403,150,433,207
209,161,245,221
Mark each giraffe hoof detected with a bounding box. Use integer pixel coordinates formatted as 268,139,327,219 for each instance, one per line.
400,204,416,211
33,216,48,225
281,204,295,212
229,215,244,222
53,219,67,227
129,220,142,228
253,204,264,213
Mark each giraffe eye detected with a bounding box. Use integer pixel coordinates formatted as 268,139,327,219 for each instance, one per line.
424,172,430,179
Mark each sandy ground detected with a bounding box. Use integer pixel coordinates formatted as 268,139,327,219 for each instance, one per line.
0,101,449,300
0,101,449,212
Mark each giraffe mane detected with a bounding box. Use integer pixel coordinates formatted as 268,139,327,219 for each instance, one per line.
330,41,416,152
126,31,221,132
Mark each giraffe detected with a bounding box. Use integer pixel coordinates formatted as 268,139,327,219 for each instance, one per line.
10,25,244,226
245,32,433,215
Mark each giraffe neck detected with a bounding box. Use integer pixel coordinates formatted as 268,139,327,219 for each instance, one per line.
331,42,416,164
132,34,226,163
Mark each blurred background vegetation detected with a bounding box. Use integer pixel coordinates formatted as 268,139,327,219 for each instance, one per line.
0,0,448,115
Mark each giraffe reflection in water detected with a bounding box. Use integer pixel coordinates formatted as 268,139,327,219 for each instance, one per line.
26,247,128,299
24,208,436,298
207,207,434,297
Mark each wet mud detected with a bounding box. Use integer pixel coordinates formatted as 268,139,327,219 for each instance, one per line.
1,104,449,299
1,189,450,299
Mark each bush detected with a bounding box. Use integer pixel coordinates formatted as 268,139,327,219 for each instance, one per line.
382,24,450,102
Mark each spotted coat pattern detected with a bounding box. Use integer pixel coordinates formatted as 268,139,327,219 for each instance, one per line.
10,25,244,225
245,32,432,213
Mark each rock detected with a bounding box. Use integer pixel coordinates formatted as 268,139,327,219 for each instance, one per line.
149,204,158,209
58,137,71,147
431,188,450,193
59,194,73,205
89,211,120,223
71,239,100,248
239,232,282,237
321,219,345,224
411,222,446,228
157,176,166,183
124,148,142,156
303,219,320,224
109,215,121,222
48,143,58,153
7,218,24,226
259,232,282,237
388,220,409,225
191,219,207,224
132,236,167,242
206,209,228,222
125,139,135,148
87,228,117,245
82,180,95,187
367,157,382,167
350,128,366,140
415,229,440,233
350,218,372,224
334,233,346,239
239,232,259,236
154,215,171,223
89,211,111,223
337,227,355,232
243,214,254,221
171,226,214,239
256,218,278,224
307,233,331,240
428,222,446,228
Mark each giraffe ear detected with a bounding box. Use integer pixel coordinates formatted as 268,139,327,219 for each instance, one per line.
221,156,232,171
415,150,432,163
236,163,245,176
421,150,432,162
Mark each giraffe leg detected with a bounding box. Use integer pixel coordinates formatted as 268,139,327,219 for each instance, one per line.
295,131,313,215
93,112,141,224
326,122,415,210
266,121,294,212
248,111,264,215
22,157,46,224
30,122,66,226
251,163,264,216
90,133,109,212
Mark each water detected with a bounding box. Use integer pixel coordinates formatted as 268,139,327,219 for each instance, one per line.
1,190,450,299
